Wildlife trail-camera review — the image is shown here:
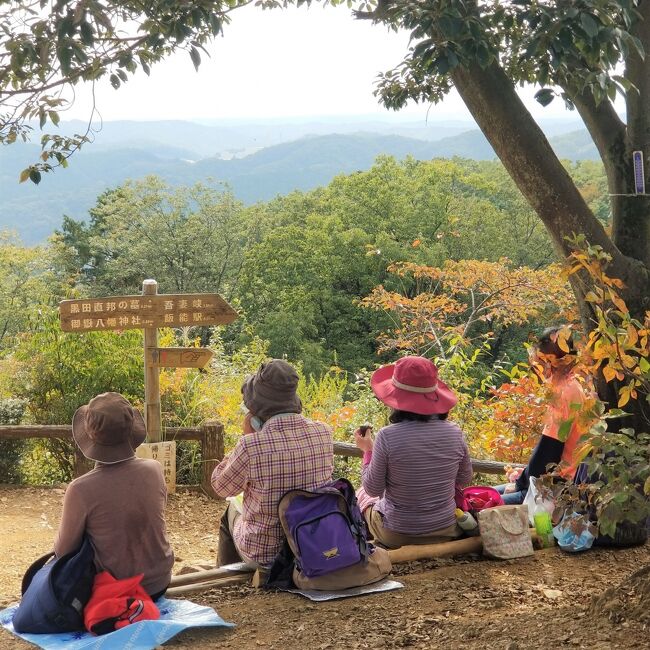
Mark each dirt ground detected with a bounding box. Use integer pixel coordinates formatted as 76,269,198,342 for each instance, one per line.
0,485,648,650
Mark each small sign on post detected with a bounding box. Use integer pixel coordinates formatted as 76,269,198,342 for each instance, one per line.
148,347,214,368
633,150,645,195
136,440,177,494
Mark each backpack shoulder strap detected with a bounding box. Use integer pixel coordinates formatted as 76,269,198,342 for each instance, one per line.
21,552,55,595
330,478,371,563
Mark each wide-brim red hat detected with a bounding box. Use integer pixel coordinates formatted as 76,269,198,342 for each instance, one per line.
370,356,458,415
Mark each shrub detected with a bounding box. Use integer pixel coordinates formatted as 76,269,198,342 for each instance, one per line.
0,397,27,483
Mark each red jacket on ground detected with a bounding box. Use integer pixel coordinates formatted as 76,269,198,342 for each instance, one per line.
84,571,160,635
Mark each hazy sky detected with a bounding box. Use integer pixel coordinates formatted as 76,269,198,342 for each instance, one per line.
66,4,586,124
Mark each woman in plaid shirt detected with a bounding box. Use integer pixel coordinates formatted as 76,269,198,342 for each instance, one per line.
211,360,334,567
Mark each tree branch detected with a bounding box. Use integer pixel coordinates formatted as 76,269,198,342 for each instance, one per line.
450,61,628,270
0,35,149,97
567,89,627,187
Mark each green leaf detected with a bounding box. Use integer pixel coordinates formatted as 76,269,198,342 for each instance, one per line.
435,56,450,75
557,418,574,442
29,169,42,185
612,492,628,504
57,16,73,39
535,88,555,106
189,46,201,71
80,21,94,46
476,43,490,68
438,16,463,38
580,13,599,38
607,82,617,102
59,46,72,75
209,14,221,36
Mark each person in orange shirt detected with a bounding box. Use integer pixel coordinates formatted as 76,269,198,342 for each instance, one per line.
497,327,593,505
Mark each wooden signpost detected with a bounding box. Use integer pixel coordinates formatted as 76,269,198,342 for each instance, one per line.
59,279,238,491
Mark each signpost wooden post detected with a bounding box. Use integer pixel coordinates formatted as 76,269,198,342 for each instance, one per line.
59,279,238,491
143,279,162,441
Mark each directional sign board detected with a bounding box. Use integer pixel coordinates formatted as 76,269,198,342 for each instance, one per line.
59,281,239,451
148,347,214,368
59,293,238,332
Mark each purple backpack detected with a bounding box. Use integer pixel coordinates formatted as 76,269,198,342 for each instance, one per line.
278,478,370,578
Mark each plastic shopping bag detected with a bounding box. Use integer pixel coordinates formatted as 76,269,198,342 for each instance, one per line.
552,512,596,552
522,476,554,526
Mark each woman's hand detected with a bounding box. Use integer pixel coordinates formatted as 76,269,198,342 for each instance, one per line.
354,427,373,453
503,483,517,494
506,467,523,483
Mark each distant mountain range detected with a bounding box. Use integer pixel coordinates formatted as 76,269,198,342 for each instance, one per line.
1,120,598,244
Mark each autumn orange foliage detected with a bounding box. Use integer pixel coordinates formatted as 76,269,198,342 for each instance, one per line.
565,239,650,410
362,258,575,356
474,374,547,463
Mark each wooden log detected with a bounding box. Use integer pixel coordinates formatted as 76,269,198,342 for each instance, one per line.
0,425,73,439
169,563,254,587
201,420,225,497
387,528,540,564
471,458,526,474
0,425,209,441
387,536,484,563
333,441,524,474
166,575,250,597
164,427,204,441
165,530,543,595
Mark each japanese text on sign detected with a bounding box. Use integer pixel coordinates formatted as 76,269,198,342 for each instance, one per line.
59,293,238,332
136,441,176,494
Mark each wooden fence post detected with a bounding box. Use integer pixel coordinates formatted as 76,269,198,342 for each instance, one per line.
201,420,224,497
73,446,94,478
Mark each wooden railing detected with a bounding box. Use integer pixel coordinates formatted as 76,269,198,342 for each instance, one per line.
332,441,522,475
0,425,520,496
0,423,224,495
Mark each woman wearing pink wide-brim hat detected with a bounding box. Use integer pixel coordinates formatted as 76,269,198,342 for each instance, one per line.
354,356,473,548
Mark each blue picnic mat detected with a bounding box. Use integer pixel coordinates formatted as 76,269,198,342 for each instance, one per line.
0,597,234,649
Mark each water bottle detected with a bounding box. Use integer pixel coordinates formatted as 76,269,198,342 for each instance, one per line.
533,499,555,548
455,508,478,532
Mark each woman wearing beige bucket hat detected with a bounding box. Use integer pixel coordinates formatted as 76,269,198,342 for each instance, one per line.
354,356,473,549
55,392,174,599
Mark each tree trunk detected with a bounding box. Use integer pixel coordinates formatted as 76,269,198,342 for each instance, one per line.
621,0,650,269
449,62,650,430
